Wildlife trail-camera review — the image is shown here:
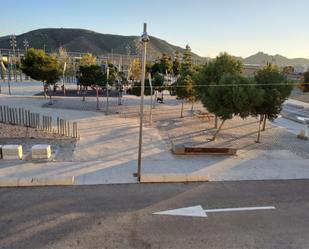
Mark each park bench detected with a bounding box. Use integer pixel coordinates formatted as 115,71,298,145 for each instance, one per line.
172,144,237,155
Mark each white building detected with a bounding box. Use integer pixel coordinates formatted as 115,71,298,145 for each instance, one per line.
294,65,308,74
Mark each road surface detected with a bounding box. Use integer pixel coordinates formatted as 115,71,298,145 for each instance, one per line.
0,180,309,249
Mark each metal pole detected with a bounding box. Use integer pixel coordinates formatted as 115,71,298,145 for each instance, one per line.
149,73,153,125
136,23,150,181
105,66,109,115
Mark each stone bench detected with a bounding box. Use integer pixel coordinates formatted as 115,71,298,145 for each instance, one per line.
32,144,52,159
2,145,23,160
172,144,237,155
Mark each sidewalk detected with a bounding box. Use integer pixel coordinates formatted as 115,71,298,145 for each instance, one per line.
0,95,308,186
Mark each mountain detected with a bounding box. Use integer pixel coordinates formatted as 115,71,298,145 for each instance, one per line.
243,52,309,67
0,28,204,61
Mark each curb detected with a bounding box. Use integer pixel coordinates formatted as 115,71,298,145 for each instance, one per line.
140,174,209,183
0,176,75,187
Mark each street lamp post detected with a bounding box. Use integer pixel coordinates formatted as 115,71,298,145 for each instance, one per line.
105,64,110,115
136,23,150,181
9,35,17,82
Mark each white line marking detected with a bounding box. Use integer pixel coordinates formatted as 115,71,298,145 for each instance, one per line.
204,206,276,213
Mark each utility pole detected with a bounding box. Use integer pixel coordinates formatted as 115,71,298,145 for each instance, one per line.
105,63,110,115
23,39,29,80
9,34,17,82
136,23,150,181
149,73,153,125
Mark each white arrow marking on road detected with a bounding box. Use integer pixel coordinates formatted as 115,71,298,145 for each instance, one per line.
154,205,207,217
153,205,276,218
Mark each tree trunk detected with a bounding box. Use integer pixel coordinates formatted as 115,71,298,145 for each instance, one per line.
82,85,86,102
48,84,53,105
256,115,264,143
211,119,225,141
43,83,47,99
214,115,218,129
262,114,267,131
153,91,157,109
180,99,184,118
191,101,194,113
96,85,99,110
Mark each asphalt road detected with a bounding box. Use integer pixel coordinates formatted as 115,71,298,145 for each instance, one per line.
0,180,309,249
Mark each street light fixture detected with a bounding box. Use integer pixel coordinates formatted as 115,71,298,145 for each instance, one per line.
136,23,150,181
23,39,29,52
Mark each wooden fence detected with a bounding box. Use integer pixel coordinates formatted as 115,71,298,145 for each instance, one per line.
0,105,78,138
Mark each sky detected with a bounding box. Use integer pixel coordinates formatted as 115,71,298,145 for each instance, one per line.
1,0,309,58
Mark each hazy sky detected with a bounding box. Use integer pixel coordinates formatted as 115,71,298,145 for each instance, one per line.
1,0,309,58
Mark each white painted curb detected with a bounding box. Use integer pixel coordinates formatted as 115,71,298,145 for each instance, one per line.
0,176,75,187
140,174,209,183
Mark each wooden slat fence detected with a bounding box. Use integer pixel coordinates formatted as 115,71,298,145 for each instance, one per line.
0,105,79,138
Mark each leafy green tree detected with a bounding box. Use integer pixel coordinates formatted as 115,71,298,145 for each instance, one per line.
80,53,97,66
299,71,309,92
173,51,181,77
202,74,262,140
22,48,62,103
196,52,244,138
254,64,293,142
175,75,195,118
181,45,194,77
174,45,196,117
160,54,173,75
79,64,105,108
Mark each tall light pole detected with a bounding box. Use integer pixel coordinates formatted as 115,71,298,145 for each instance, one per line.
23,39,29,52
136,23,150,181
105,63,110,115
9,34,17,83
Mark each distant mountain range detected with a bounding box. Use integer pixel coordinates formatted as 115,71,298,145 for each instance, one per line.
0,28,308,67
0,28,204,61
243,52,309,67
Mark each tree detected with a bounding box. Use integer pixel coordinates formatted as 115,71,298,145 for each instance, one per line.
202,74,262,141
254,64,293,141
131,58,141,80
181,45,195,77
173,51,181,77
22,48,62,103
40,55,63,104
80,53,97,66
79,64,105,108
299,71,309,92
160,54,173,75
175,75,194,118
78,54,97,101
196,52,244,139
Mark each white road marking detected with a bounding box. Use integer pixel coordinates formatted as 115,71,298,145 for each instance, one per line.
153,205,207,217
153,205,276,218
205,206,276,213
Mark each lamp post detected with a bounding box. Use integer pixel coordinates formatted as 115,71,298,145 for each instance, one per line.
9,35,17,82
105,64,110,115
136,23,150,181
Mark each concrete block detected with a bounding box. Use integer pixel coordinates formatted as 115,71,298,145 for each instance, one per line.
0,176,75,187
172,144,185,154
2,145,23,160
297,129,308,140
140,174,209,183
32,144,52,159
